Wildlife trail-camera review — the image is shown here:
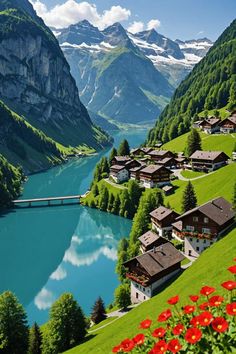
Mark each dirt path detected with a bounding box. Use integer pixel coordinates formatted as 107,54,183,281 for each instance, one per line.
173,169,215,181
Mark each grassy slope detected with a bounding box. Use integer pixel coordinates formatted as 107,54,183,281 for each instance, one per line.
166,163,236,213
82,179,126,205
181,170,205,178
162,131,236,156
65,227,236,354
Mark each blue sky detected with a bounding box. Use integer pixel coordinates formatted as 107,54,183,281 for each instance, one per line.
31,0,236,40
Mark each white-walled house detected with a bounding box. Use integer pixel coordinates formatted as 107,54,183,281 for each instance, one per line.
150,206,179,239
109,165,129,183
124,242,184,304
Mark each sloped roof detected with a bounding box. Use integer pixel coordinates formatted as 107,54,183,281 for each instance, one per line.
140,164,171,175
150,206,178,221
190,150,229,161
148,150,171,157
125,242,184,277
138,230,166,247
110,165,127,171
113,156,131,162
199,118,221,126
176,197,235,226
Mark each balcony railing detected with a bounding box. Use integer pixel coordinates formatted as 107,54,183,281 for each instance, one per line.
126,272,149,286
182,229,217,239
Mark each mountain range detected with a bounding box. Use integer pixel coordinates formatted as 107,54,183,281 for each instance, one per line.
56,20,213,128
0,0,111,174
147,19,236,145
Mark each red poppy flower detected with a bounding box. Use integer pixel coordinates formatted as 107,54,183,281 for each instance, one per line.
183,305,195,314
112,345,122,353
152,327,166,338
158,309,172,322
226,302,236,316
198,311,213,326
200,286,215,296
139,319,152,329
167,295,179,305
172,323,184,335
168,339,182,353
189,295,199,303
120,339,135,352
221,281,236,291
208,295,224,307
234,258,236,262
198,302,209,311
133,333,145,346
190,315,200,327
153,340,168,353
211,317,229,333
228,265,236,274
185,327,202,344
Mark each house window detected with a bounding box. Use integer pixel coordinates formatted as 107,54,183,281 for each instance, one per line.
204,217,209,223
196,247,200,251
144,296,146,300
196,239,199,243
136,293,139,299
193,216,198,222
143,287,145,292
202,228,211,234
186,225,194,232
203,239,206,244
188,250,192,256
189,238,193,242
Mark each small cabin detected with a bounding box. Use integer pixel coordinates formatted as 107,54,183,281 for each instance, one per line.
147,150,175,163
109,165,129,183
199,118,221,134
138,230,168,253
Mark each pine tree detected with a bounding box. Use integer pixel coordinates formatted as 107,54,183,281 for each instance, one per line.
181,181,198,213
118,139,130,156
107,193,115,212
186,128,202,157
111,194,121,214
99,185,109,211
0,291,29,354
119,189,131,218
109,147,117,166
128,180,143,217
91,183,99,197
42,293,86,354
91,297,106,324
28,323,42,354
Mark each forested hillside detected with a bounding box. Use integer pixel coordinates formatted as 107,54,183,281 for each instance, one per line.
147,19,236,145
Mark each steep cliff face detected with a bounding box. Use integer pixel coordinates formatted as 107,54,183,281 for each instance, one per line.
0,1,111,149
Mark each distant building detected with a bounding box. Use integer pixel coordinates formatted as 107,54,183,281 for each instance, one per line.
190,151,229,172
192,120,202,129
157,157,177,169
150,206,179,239
111,156,131,166
219,116,236,133
147,150,175,163
173,197,235,258
139,165,172,188
124,242,185,303
199,118,221,134
138,230,168,253
130,165,146,181
109,165,129,183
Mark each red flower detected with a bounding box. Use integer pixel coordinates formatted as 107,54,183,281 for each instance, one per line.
189,295,199,303
139,319,152,329
172,323,184,335
228,265,236,274
190,315,200,327
208,295,224,307
198,302,209,311
153,340,168,353
133,333,145,346
183,305,195,314
211,317,229,333
152,327,166,338
120,339,135,352
158,309,172,322
226,302,236,316
185,327,202,344
168,339,182,353
167,295,179,305
112,345,122,353
198,311,213,326
221,280,236,291
200,286,215,296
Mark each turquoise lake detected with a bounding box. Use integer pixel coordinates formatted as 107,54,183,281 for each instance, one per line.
0,128,148,324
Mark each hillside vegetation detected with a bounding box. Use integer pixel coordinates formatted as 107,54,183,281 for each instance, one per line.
147,19,236,145
65,227,236,354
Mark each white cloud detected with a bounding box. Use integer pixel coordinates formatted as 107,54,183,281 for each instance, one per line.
34,288,56,310
147,19,161,31
50,264,67,281
30,0,131,29
127,21,144,34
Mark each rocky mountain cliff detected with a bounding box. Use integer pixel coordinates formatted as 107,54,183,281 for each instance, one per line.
0,0,111,152
57,20,212,129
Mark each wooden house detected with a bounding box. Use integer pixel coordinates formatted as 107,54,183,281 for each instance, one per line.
147,150,175,163
139,165,172,188
157,157,177,169
190,151,229,172
219,116,236,133
124,242,184,303
138,230,168,253
199,118,221,134
111,156,131,166
150,206,179,239
109,165,129,183
174,197,235,258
